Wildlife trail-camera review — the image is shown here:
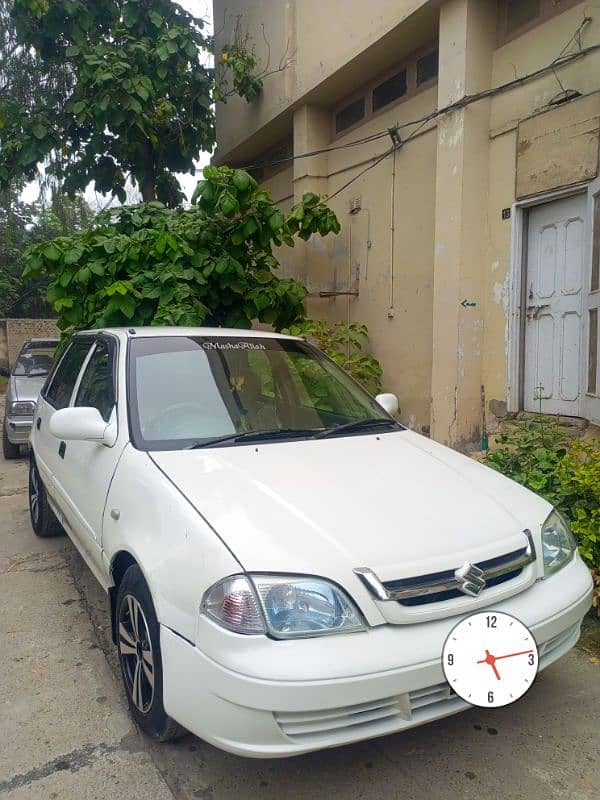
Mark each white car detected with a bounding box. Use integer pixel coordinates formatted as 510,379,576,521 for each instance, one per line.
28,327,593,757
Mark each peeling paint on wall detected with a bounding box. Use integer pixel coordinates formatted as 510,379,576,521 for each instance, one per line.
493,276,509,311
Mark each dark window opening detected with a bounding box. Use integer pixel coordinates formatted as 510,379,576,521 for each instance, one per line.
44,340,92,410
589,309,598,395
75,341,115,422
335,97,365,133
416,49,439,86
372,70,407,112
506,0,540,34
592,195,600,293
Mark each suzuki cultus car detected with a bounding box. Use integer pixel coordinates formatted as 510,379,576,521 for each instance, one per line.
27,328,593,756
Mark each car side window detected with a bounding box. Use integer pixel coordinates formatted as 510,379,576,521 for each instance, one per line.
75,340,115,423
44,340,92,410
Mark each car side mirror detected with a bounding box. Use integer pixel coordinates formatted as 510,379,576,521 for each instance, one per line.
375,392,399,416
0,365,9,378
49,407,116,445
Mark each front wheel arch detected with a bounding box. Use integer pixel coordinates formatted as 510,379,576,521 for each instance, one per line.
109,550,140,644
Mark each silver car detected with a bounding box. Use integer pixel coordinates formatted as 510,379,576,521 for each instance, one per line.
2,338,59,459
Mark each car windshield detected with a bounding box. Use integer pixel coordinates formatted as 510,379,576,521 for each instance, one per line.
12,346,56,377
128,335,398,450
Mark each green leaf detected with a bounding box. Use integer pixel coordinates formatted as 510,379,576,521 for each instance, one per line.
64,246,84,264
232,169,251,191
43,243,61,262
215,256,230,274
243,218,258,238
219,191,239,217
268,211,284,232
32,123,46,140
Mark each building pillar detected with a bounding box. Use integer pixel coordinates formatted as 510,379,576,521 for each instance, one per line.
430,0,496,448
292,105,331,299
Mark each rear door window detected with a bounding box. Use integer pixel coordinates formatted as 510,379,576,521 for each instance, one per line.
44,340,93,410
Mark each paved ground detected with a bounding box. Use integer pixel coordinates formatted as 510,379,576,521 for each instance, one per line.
1,449,599,800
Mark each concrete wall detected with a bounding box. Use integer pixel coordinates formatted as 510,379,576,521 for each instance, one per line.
483,5,600,425
0,319,59,369
212,0,600,446
213,0,436,162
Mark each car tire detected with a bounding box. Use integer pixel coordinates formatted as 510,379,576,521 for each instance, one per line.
3,423,20,459
116,565,185,742
29,457,64,537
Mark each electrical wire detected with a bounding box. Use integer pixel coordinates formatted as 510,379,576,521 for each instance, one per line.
237,37,600,175
325,114,437,202
241,129,391,172
326,146,396,201
394,40,600,133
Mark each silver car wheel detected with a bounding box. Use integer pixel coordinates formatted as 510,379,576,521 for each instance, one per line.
118,594,155,713
29,464,40,525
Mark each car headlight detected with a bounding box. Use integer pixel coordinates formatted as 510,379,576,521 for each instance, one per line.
202,574,366,639
541,510,576,576
10,400,36,416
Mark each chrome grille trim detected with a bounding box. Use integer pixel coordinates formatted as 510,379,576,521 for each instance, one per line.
354,530,536,603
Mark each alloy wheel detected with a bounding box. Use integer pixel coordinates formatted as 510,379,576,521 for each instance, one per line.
118,594,155,713
29,464,40,526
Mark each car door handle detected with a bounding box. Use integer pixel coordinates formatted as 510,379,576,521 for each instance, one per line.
58,441,66,459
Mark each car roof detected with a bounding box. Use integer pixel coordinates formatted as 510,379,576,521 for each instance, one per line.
74,326,301,341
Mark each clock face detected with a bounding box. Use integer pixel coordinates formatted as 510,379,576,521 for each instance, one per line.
442,611,539,708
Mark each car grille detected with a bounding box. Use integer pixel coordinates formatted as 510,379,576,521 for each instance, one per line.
382,546,529,606
275,682,462,741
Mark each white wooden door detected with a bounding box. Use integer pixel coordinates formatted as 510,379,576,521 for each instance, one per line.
582,179,600,425
524,194,586,416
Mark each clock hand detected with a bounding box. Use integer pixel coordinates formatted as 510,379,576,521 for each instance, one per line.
476,649,502,680
494,649,534,660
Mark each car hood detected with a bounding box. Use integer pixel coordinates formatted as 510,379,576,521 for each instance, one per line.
150,430,550,581
10,375,46,403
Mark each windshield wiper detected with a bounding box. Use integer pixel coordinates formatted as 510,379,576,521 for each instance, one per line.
313,417,399,440
187,428,323,450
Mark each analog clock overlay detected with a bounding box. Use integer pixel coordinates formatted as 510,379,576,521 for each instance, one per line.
442,611,539,708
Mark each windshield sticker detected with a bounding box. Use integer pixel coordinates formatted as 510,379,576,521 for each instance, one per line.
202,341,266,351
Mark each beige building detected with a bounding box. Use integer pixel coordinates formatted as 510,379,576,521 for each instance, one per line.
212,0,600,448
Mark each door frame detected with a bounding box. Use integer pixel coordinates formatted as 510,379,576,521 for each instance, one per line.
582,174,600,425
507,181,591,415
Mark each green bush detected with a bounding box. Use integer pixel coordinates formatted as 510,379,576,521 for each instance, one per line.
284,320,383,396
485,418,599,570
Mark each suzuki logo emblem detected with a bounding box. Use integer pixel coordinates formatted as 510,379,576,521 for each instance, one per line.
455,561,486,597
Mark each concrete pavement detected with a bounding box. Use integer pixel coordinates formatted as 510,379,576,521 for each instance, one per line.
1,451,599,800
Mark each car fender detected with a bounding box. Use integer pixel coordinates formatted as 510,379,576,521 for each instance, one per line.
102,444,243,644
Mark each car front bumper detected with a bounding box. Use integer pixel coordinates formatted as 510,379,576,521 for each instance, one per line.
161,555,593,758
4,415,33,445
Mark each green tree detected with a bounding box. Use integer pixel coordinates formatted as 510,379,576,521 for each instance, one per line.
284,320,384,395
1,0,262,206
23,166,341,334
0,183,93,317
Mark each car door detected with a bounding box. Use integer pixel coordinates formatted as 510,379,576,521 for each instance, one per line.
32,337,94,506
51,334,128,584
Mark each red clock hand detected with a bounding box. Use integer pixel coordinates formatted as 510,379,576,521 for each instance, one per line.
476,649,502,680
494,649,534,660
